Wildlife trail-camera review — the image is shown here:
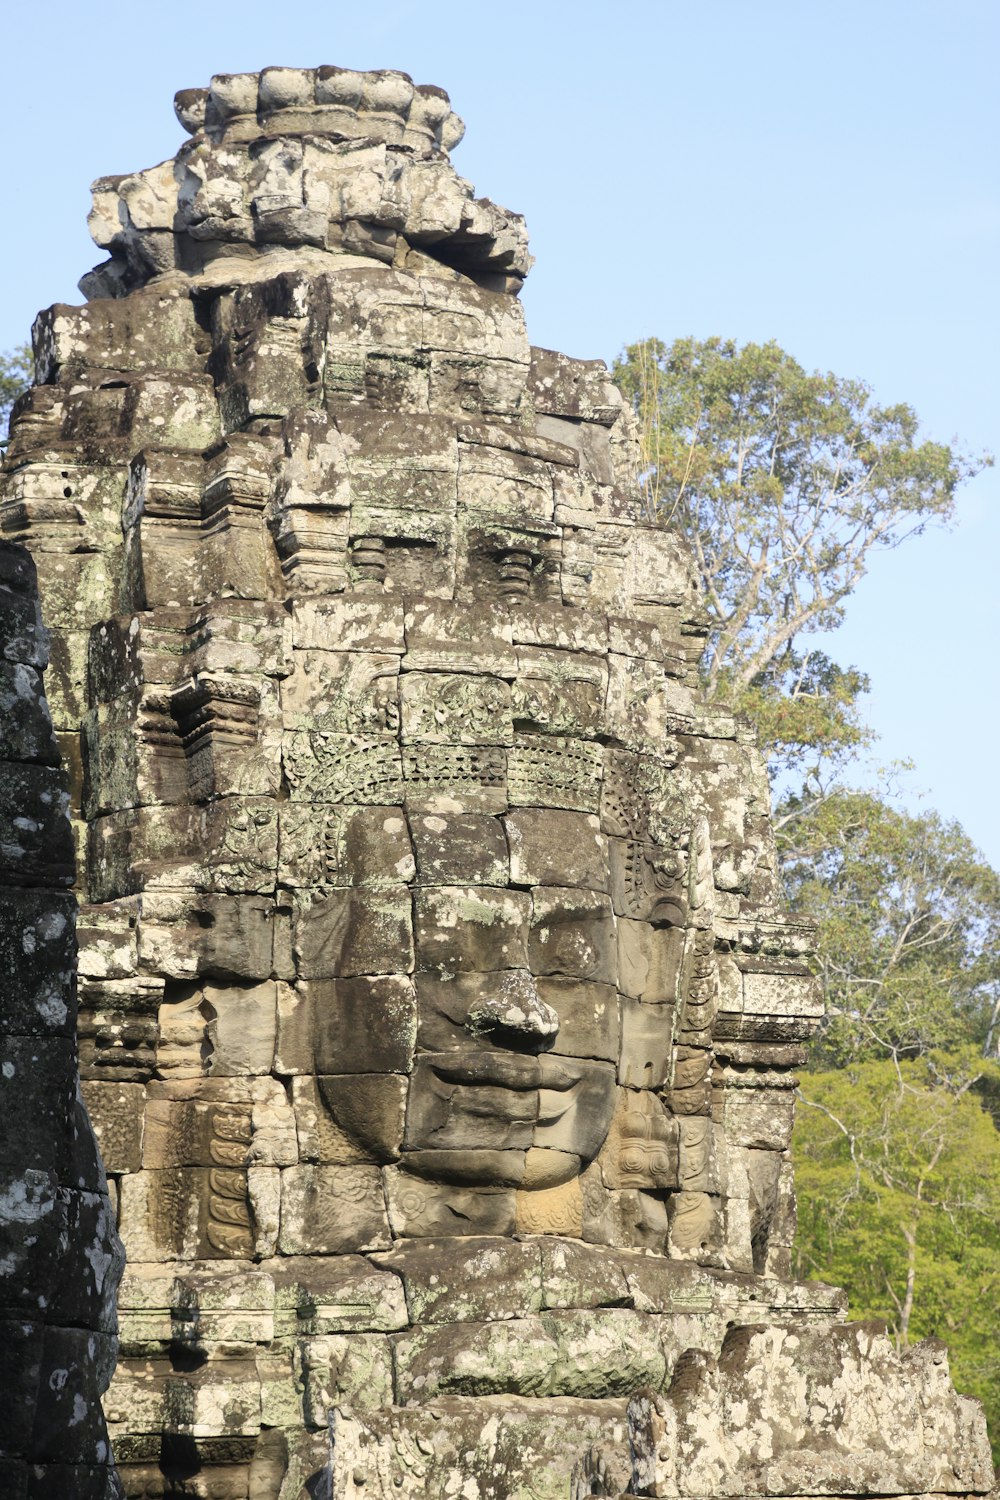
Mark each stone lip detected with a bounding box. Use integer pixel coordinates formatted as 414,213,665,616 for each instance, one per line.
79,64,530,303
430,1054,576,1089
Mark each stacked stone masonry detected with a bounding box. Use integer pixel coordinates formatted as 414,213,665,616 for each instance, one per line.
0,63,992,1500
0,542,124,1499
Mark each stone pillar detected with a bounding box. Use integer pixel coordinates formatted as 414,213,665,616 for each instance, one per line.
0,541,123,1498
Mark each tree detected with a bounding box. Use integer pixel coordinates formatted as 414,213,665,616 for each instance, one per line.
0,343,32,447
615,332,1000,1453
794,1054,1000,1460
783,793,1000,1458
779,791,1000,1066
612,336,986,772
742,649,874,791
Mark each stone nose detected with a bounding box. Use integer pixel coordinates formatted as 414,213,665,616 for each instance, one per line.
465,970,559,1053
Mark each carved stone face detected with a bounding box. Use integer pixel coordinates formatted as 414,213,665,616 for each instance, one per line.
402,802,619,1189
273,592,704,1235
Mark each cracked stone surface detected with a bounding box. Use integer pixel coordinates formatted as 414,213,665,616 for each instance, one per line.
0,62,992,1500
0,541,125,1500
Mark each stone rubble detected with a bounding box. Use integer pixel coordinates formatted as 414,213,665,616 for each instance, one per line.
0,62,993,1500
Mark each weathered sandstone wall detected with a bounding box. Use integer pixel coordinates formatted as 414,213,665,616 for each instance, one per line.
0,541,123,1499
0,63,991,1500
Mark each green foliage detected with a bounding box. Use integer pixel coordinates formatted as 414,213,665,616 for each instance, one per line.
787,800,1000,1456
612,336,986,722
0,343,32,445
613,331,1000,1456
737,650,873,781
794,1056,1000,1459
779,791,1000,1065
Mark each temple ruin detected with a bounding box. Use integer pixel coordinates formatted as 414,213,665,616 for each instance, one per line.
0,63,993,1500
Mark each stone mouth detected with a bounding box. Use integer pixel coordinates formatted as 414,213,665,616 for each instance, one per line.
431,1055,579,1091
536,1090,575,1127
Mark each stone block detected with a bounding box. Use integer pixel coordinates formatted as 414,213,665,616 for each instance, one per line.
400,670,513,747
0,663,59,764
154,980,277,1078
118,1166,255,1260
0,549,49,669
383,1166,516,1238
330,1400,628,1500
403,599,516,675
0,1174,116,1327
278,1164,390,1254
533,1058,616,1160
311,974,417,1073
537,977,619,1062
505,808,608,890
292,596,406,653
414,969,528,1052
414,886,530,971
0,763,73,889
722,1083,796,1151
292,1074,374,1165
528,886,616,984
627,1322,995,1498
136,891,279,981
508,733,603,814
280,649,400,733
401,742,507,814
76,899,138,982
40,629,91,729
619,997,674,1088
298,1331,394,1423
280,803,414,888
274,982,312,1075
316,1074,406,1162
115,1261,277,1352
617,918,683,1003
34,292,203,380
371,1236,543,1323
545,1306,670,1398
28,1325,120,1465
270,1254,407,1335
539,1236,631,1311
0,888,76,1036
87,799,279,902
80,1080,145,1173
409,812,508,885
141,1091,247,1169
404,1052,535,1152
0,1038,77,1175
293,886,414,978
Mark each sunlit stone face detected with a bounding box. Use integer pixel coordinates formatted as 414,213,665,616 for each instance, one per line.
384,803,618,1190
273,591,704,1238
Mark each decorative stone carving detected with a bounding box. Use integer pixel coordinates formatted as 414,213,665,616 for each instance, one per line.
1,62,991,1500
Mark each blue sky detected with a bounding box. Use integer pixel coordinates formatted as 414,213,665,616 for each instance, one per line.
3,0,998,861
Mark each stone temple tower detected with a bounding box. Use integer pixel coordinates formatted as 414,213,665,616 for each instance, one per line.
0,63,993,1500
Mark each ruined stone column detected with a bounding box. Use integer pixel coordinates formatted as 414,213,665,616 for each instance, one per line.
0,542,124,1499
0,63,992,1500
